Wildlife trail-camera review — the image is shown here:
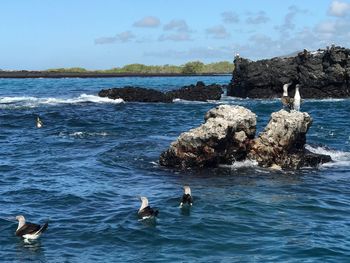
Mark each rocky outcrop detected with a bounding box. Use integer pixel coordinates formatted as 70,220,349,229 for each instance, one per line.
98,81,223,103
159,105,257,168
160,105,332,169
98,87,171,103
247,110,331,169
166,81,223,101
228,46,350,98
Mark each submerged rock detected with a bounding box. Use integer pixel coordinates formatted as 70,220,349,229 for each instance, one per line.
228,46,350,99
98,81,223,103
160,105,332,169
159,105,257,168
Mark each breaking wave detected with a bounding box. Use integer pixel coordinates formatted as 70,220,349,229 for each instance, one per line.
0,94,124,108
306,144,350,167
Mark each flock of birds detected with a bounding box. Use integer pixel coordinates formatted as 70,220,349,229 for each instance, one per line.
11,186,193,241
14,83,301,242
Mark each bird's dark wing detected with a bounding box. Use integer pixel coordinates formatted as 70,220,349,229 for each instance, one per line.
181,194,193,205
138,206,158,218
16,222,41,236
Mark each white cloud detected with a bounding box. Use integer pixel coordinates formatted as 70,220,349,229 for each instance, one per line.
206,25,230,39
133,16,160,28
221,11,239,23
163,19,190,32
95,31,135,44
328,0,350,17
158,32,192,42
246,11,270,24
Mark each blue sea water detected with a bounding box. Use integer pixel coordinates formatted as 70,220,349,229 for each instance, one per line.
0,76,350,262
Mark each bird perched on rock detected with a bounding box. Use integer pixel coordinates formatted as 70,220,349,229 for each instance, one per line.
36,116,43,128
281,83,293,111
138,197,159,219
293,84,301,111
15,215,49,240
180,185,193,207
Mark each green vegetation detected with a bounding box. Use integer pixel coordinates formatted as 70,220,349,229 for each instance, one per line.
46,61,234,74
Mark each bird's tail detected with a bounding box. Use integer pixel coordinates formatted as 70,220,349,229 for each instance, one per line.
35,221,49,235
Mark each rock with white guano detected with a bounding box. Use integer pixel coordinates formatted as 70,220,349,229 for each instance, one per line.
159,105,257,168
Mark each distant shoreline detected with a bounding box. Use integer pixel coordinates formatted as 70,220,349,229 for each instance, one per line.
0,71,231,79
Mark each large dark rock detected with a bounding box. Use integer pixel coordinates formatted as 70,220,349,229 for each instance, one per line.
228,46,350,98
98,86,171,103
98,81,223,103
166,81,223,101
160,105,332,170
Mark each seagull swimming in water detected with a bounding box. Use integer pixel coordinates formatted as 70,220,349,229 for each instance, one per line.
293,84,301,111
36,116,43,128
138,197,159,219
281,82,293,111
15,215,48,240
180,185,193,207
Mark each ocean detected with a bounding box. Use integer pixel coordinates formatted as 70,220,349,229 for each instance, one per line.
0,76,350,262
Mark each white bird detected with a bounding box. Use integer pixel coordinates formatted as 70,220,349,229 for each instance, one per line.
281,83,293,110
138,197,158,219
15,215,48,240
180,185,193,207
293,84,301,111
36,117,43,128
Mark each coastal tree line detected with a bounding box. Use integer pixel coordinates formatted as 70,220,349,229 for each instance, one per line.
46,61,234,74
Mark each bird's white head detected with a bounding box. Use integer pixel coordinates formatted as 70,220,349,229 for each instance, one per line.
139,196,149,211
183,185,191,195
15,215,26,230
282,83,292,96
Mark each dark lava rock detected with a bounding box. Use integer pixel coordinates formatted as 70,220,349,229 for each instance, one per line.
166,81,223,101
98,82,223,103
228,46,350,99
98,86,172,103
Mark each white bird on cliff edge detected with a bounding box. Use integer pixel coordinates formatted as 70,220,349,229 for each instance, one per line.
293,84,301,111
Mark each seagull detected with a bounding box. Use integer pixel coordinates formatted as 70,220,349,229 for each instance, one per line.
180,185,193,207
138,197,159,219
15,215,48,240
293,84,301,111
36,116,43,128
281,82,293,111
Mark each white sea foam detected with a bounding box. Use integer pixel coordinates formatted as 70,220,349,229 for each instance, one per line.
220,159,258,169
0,94,124,108
306,144,350,167
59,131,109,138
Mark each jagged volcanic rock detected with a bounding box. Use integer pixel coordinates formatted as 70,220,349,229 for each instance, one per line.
98,82,223,103
228,46,350,99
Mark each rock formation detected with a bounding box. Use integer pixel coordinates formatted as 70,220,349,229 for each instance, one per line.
166,81,223,101
98,81,223,103
159,105,257,168
98,86,171,103
160,105,332,170
247,110,331,169
228,46,350,99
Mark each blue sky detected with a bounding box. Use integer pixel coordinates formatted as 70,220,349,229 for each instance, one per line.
1,0,350,70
